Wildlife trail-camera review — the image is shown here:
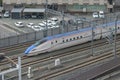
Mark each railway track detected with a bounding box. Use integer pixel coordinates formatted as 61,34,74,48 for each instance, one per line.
0,41,36,66
0,38,107,69
4,39,120,80
0,41,35,53
8,44,120,80
34,50,120,80
1,33,120,67
0,34,114,67
1,34,120,79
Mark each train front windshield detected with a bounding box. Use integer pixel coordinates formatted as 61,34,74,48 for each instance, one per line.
33,39,47,46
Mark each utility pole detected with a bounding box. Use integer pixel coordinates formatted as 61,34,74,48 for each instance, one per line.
0,57,22,80
44,0,48,37
91,22,94,56
18,57,21,80
112,1,115,13
89,21,94,56
114,15,118,58
61,10,64,33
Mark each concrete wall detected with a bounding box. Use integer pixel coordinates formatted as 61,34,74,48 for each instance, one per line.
0,31,43,47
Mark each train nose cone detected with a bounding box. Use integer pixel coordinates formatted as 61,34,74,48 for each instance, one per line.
24,49,29,54
24,45,35,54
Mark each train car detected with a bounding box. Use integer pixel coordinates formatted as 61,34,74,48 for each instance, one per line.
105,21,120,34
0,53,5,61
24,21,120,56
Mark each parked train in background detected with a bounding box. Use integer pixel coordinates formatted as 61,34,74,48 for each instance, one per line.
24,21,120,56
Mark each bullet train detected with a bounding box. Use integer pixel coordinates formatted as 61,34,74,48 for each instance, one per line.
24,21,120,56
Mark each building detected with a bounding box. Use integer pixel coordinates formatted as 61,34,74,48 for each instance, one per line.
11,8,23,19
113,0,120,12
2,0,114,13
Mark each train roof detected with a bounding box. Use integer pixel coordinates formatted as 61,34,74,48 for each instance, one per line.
100,20,120,27
45,27,92,40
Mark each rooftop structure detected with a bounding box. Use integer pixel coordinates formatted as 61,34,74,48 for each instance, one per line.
2,0,112,13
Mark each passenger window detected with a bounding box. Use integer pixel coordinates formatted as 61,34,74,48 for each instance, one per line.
73,37,76,40
77,37,79,39
56,40,57,43
70,38,72,41
118,27,120,29
66,39,68,42
63,40,65,42
80,36,82,38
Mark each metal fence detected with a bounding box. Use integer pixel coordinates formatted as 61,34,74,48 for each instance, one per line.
0,25,75,48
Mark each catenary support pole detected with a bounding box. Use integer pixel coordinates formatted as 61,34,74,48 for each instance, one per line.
114,15,118,58
18,57,21,80
2,74,4,80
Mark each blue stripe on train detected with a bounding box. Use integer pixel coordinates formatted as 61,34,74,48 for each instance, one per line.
24,45,35,54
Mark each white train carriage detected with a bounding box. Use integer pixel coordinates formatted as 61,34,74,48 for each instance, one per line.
24,25,109,56
103,21,120,35
25,20,120,56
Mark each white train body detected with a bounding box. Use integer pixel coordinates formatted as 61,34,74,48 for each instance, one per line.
24,21,120,56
